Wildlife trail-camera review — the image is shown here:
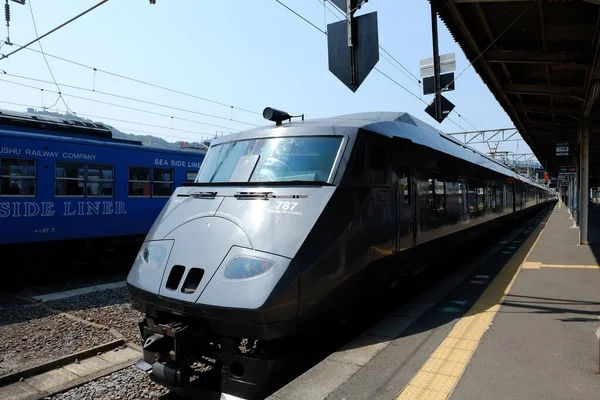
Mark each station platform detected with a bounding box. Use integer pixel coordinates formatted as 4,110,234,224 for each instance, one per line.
267,203,600,400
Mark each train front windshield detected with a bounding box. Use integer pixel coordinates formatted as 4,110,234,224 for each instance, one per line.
197,136,342,183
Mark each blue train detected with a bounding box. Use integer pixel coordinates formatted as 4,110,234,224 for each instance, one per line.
0,108,207,265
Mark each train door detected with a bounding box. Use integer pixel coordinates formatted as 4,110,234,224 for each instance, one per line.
392,137,415,252
366,133,396,263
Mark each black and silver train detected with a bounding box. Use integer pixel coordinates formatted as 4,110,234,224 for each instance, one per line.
126,108,554,398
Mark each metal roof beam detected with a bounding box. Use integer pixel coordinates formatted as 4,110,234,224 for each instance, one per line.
442,0,544,163
504,83,587,99
486,50,592,66
473,3,531,122
513,102,582,116
579,11,600,120
523,120,579,130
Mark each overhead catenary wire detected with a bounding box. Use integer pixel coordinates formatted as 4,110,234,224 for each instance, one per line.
320,0,481,131
0,43,262,117
279,0,468,132
275,0,326,34
0,97,219,141
0,0,109,61
27,0,74,114
0,99,217,144
319,0,490,132
0,71,261,127
0,77,242,132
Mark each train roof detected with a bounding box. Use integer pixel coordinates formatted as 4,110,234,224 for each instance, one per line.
0,108,208,155
210,110,548,190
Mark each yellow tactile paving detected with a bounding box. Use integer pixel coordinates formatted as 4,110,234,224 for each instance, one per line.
466,303,501,315
525,263,600,269
396,208,553,400
439,337,478,352
429,346,473,364
410,371,457,393
396,384,448,400
420,357,466,378
542,264,600,269
521,261,542,269
448,314,495,341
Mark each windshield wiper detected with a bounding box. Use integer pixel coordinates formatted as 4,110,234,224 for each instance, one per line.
234,191,272,200
181,180,333,187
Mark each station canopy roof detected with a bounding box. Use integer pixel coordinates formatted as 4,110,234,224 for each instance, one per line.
433,0,600,185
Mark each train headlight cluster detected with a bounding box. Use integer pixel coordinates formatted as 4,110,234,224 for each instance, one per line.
140,241,172,270
223,257,274,281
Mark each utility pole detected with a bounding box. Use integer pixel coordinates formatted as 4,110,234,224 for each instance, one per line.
431,0,442,122
420,1,455,123
4,0,26,45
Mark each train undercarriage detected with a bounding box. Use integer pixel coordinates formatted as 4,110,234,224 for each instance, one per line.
137,314,296,400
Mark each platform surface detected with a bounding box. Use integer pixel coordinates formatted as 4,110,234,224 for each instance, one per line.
449,204,600,400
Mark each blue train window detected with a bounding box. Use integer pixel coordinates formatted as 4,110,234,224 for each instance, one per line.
129,167,151,196
87,164,114,196
128,166,174,197
55,162,114,197
0,158,36,196
153,168,173,197
55,162,84,196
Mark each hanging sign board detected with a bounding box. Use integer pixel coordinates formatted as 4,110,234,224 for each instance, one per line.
556,141,569,156
559,165,577,174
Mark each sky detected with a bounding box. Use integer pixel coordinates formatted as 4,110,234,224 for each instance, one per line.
0,0,535,163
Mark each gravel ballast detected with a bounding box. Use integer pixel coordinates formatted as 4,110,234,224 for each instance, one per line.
47,365,170,400
47,286,145,344
0,299,115,376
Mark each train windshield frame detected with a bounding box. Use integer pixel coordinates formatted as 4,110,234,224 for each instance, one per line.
196,135,344,184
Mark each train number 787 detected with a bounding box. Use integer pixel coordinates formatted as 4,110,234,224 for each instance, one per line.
275,201,298,211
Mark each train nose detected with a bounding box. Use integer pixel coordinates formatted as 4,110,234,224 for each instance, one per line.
157,216,252,303
127,216,251,301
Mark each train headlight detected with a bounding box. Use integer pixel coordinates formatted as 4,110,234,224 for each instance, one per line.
223,257,274,281
140,241,172,270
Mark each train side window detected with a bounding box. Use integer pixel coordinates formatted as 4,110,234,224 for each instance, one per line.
458,179,468,214
87,164,114,196
128,166,151,196
350,136,366,183
0,157,36,196
477,186,485,210
428,178,446,217
367,137,388,184
468,187,476,212
435,179,446,212
399,166,410,204
488,184,496,210
153,168,174,196
55,162,85,196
